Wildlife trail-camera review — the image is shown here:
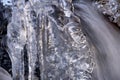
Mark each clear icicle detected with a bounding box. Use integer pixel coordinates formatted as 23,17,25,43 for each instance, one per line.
7,0,26,80
24,2,38,80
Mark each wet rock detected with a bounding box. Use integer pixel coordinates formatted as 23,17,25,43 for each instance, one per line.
0,1,12,75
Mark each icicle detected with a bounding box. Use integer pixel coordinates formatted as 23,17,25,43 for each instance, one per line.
24,2,38,80
7,0,26,80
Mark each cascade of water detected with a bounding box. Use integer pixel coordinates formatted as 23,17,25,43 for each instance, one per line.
73,0,120,80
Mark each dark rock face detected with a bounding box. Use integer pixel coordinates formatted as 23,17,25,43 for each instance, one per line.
0,50,11,74
0,1,12,75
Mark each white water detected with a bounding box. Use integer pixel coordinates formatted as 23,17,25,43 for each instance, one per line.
73,0,120,80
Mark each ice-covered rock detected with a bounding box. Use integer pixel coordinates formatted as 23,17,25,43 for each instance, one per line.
96,0,120,26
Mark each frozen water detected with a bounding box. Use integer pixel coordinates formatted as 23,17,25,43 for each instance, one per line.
6,0,94,80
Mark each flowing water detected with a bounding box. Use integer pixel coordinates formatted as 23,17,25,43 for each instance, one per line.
73,0,120,80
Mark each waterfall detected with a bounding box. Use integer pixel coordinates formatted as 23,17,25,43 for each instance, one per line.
73,0,120,80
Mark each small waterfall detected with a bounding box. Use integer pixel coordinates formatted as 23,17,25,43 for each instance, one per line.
73,0,120,80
